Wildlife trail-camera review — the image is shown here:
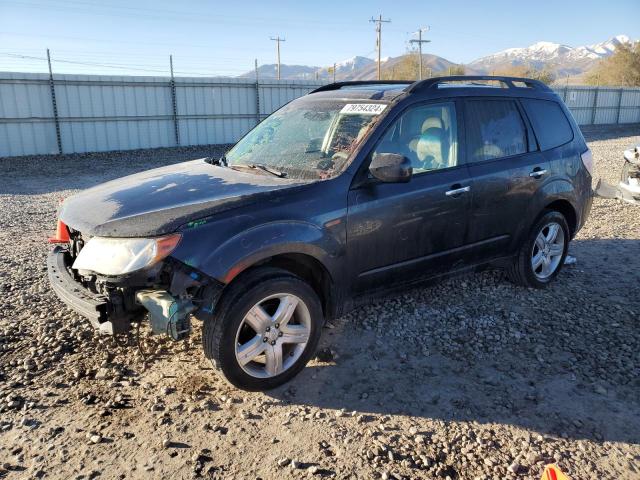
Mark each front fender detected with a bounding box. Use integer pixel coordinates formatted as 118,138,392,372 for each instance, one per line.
181,221,345,284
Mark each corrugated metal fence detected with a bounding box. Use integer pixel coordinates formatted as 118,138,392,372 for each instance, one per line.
554,85,640,125
0,72,323,157
1,72,639,157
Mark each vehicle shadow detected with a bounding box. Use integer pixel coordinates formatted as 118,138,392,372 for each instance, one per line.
266,237,640,446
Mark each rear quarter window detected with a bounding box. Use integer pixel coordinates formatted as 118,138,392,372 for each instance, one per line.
522,99,574,151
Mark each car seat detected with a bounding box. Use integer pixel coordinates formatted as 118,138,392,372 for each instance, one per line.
415,127,449,170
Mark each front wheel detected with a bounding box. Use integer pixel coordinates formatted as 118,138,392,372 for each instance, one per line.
507,210,570,288
203,268,323,391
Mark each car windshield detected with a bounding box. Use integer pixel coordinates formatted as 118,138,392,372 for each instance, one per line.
225,97,388,180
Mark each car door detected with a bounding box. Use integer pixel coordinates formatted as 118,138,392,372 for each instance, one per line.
346,100,473,294
463,97,551,261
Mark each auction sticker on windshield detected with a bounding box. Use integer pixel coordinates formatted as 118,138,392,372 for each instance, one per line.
340,103,387,115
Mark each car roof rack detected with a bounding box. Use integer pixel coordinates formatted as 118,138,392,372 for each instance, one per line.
406,75,551,93
310,81,412,94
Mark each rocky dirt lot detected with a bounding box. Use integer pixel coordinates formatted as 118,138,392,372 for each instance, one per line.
0,127,639,480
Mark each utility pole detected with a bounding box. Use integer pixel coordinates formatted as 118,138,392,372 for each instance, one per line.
410,27,430,80
270,36,285,80
370,15,391,80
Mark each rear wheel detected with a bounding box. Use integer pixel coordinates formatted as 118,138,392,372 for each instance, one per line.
203,268,323,391
507,210,569,288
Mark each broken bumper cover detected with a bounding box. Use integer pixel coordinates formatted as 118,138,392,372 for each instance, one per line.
618,180,640,205
47,246,117,335
595,179,640,206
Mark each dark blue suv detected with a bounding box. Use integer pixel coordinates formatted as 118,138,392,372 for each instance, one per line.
48,76,594,390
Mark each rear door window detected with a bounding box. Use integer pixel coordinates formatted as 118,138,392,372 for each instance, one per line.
465,99,527,162
522,99,574,151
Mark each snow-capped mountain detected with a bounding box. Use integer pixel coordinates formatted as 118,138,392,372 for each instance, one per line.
240,35,634,81
332,56,375,75
567,35,631,61
238,63,321,80
470,35,634,76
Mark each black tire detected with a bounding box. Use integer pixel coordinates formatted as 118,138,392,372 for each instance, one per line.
506,210,570,288
202,267,323,391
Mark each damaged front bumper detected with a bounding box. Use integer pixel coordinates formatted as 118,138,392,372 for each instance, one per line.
618,179,640,205
47,246,124,334
596,147,640,206
47,246,223,337
595,179,640,206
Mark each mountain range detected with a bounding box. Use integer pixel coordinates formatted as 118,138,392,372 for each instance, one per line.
240,35,635,82
469,34,632,77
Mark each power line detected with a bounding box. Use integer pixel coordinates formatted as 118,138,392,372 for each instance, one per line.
0,47,270,64
369,15,391,80
0,30,339,58
270,36,286,81
410,27,431,80
1,53,173,74
3,0,374,30
0,52,247,76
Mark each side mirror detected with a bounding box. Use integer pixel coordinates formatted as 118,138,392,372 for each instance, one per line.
369,153,413,183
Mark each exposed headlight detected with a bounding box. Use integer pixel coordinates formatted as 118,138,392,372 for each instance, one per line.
72,234,181,276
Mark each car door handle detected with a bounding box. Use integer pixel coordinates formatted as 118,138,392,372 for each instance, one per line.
529,169,548,178
445,185,471,196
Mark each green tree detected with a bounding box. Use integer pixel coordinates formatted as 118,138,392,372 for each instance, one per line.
586,43,640,86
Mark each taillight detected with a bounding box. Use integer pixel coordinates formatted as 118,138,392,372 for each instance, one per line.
581,148,595,176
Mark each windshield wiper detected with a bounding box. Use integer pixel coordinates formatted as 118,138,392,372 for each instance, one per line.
230,163,287,178
250,163,286,178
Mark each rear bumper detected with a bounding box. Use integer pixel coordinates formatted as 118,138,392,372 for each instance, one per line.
47,246,116,334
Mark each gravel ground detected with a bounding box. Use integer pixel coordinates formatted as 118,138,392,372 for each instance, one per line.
0,126,639,480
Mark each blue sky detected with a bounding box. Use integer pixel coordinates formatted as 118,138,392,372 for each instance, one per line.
0,0,638,76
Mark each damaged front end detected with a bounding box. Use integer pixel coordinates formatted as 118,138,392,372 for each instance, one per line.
47,226,223,339
619,146,640,205
595,145,640,206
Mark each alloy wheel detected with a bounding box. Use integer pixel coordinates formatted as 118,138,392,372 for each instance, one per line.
531,222,565,280
234,293,311,378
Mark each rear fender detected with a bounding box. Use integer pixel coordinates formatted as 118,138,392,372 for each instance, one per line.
514,179,578,247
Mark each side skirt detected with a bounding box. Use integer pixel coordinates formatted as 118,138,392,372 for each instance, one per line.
340,255,516,317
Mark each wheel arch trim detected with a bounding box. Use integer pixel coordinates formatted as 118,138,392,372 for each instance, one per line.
196,220,343,285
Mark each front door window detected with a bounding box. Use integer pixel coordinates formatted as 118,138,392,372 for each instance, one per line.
371,102,458,174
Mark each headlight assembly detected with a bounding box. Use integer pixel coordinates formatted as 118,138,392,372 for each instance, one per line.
72,233,181,276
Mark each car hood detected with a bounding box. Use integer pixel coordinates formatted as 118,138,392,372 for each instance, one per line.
59,159,306,237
